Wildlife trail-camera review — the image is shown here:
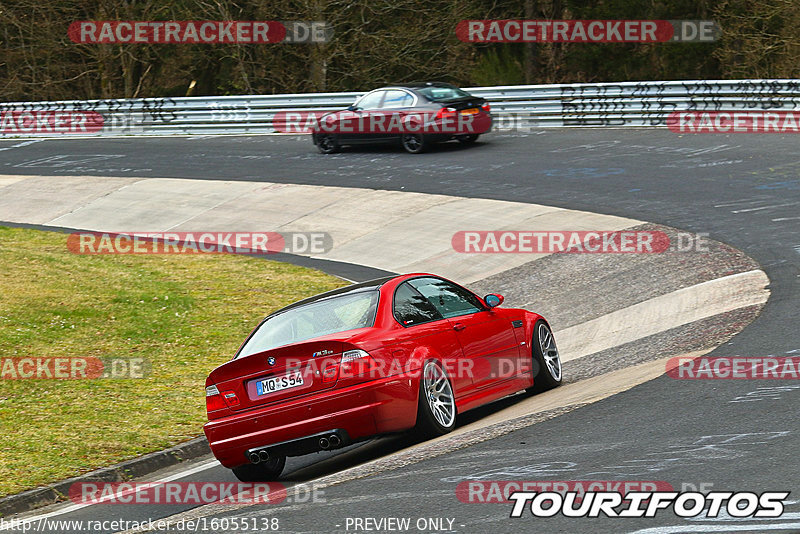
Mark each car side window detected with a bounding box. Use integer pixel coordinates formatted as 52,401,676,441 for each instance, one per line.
355,91,385,110
407,277,484,319
380,90,414,109
393,282,443,326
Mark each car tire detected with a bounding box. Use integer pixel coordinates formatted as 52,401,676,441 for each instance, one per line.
526,320,563,394
316,134,340,154
415,360,457,436
457,134,479,144
231,455,286,482
401,133,428,154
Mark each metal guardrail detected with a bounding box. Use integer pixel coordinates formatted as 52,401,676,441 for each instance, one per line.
2,79,800,137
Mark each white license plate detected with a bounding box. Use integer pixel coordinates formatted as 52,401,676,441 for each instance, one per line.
256,372,305,396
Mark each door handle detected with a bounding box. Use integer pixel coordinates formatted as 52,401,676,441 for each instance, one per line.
452,322,466,331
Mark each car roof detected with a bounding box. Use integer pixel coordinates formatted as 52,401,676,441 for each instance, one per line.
395,82,458,88
268,275,398,317
372,82,459,92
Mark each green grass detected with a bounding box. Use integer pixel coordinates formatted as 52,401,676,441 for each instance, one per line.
0,226,346,497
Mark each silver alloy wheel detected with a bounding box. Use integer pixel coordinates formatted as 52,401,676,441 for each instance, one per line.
423,361,455,428
538,323,562,381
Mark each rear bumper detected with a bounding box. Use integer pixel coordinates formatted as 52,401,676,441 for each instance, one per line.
204,374,417,468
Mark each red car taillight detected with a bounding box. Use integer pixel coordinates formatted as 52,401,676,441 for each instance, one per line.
206,385,226,413
222,390,240,407
320,350,379,383
322,363,339,383
481,102,491,113
206,385,239,416
339,349,378,378
437,107,457,119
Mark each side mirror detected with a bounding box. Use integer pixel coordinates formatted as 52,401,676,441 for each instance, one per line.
347,104,359,111
484,294,504,309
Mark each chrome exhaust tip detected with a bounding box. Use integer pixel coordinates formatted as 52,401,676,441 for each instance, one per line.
249,452,261,464
329,434,341,447
319,437,330,450
258,450,270,462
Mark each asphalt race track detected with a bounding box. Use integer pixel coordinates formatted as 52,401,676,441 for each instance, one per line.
1,129,799,533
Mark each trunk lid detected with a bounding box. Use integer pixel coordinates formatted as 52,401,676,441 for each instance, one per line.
438,96,487,111
208,339,344,411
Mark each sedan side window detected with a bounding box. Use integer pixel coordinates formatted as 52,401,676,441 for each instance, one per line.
393,282,443,326
354,91,385,110
381,90,414,109
407,277,484,319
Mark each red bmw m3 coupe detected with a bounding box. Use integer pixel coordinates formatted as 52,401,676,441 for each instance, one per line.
203,273,561,481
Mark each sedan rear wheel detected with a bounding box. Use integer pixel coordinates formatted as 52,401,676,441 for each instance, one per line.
415,360,456,436
401,133,428,154
316,134,340,154
526,320,562,393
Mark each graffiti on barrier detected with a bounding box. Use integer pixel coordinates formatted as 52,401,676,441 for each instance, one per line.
560,80,800,127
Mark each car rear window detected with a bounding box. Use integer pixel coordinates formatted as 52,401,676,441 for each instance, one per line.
237,291,379,357
417,86,471,102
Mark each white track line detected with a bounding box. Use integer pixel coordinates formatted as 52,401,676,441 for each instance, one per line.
557,269,769,362
0,459,220,530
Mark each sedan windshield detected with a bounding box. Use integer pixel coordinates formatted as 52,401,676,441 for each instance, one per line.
237,291,379,357
417,85,471,102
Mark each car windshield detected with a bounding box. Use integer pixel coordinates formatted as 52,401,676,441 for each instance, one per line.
417,85,471,102
237,291,379,357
